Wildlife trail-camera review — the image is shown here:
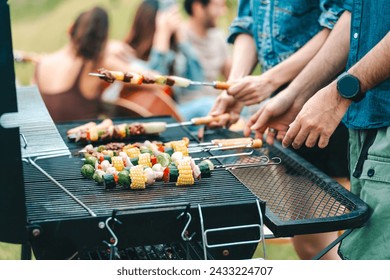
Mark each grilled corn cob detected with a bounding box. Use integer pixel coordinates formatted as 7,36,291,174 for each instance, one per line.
176,160,194,186
130,165,146,189
170,140,189,156
111,156,125,171
124,147,140,159
138,153,152,167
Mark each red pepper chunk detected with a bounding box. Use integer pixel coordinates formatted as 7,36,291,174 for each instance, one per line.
151,155,157,165
163,167,170,183
158,145,165,152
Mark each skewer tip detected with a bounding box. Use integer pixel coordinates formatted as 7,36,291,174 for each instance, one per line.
88,73,105,77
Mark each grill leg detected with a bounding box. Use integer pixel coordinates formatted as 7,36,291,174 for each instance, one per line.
21,243,32,260
311,229,352,260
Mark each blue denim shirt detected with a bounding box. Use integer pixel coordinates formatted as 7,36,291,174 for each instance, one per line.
228,0,351,71
342,0,390,129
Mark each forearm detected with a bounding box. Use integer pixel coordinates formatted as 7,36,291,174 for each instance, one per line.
265,28,330,88
348,31,390,93
153,28,171,53
228,33,258,80
288,11,351,104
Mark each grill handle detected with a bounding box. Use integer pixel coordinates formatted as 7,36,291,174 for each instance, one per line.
198,200,266,260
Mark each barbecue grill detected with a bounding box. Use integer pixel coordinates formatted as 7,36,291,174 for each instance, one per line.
0,0,369,260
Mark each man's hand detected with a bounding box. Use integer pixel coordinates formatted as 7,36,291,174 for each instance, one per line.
208,91,244,128
227,73,280,106
243,89,302,145
282,82,352,149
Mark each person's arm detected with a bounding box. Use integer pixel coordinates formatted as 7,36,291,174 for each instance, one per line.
348,31,390,92
283,31,390,149
227,33,258,79
228,28,331,105
227,0,352,105
244,11,351,143
207,33,257,128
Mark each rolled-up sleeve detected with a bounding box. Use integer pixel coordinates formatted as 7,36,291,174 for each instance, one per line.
319,0,353,29
227,0,254,44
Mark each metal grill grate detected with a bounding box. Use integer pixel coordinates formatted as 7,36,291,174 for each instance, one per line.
23,156,257,221
204,129,369,237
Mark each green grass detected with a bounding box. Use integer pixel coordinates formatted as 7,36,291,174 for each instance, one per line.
0,243,21,260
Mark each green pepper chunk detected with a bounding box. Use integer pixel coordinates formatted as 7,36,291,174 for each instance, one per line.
81,164,95,179
118,170,131,188
85,156,98,167
103,174,116,189
164,147,174,156
169,166,179,183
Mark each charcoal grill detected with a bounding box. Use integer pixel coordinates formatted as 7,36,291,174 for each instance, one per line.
0,0,369,260
22,140,265,260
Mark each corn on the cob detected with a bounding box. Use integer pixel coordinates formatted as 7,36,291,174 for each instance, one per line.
130,165,146,189
111,156,125,171
124,147,140,159
176,160,194,186
138,153,152,167
171,140,189,156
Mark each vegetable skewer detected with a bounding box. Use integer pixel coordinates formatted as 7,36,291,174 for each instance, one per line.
67,115,230,143
90,68,231,90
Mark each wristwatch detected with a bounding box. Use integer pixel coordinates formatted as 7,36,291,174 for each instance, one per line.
336,72,364,102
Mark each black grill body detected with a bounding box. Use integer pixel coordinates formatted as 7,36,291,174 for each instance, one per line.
23,118,264,260
0,0,28,244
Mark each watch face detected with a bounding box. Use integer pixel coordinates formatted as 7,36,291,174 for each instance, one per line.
338,74,360,98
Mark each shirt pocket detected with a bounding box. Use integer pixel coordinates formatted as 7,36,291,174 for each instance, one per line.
273,1,321,49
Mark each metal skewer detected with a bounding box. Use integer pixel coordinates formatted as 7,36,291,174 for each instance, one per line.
192,150,253,161
165,113,230,128
212,156,282,170
188,144,255,153
89,73,106,78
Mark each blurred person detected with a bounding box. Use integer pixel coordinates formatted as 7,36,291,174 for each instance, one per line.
176,0,232,120
206,0,352,259
111,0,231,121
122,0,203,85
33,6,131,122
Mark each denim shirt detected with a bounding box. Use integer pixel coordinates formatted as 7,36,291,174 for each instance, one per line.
342,0,390,129
228,0,351,71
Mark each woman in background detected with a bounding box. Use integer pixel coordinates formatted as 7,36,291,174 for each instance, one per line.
34,6,130,122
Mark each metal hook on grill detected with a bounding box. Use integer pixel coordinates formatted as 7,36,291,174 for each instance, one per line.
103,214,122,260
177,204,196,242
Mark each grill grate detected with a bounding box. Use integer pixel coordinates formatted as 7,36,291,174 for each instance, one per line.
23,156,256,221
204,129,369,237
